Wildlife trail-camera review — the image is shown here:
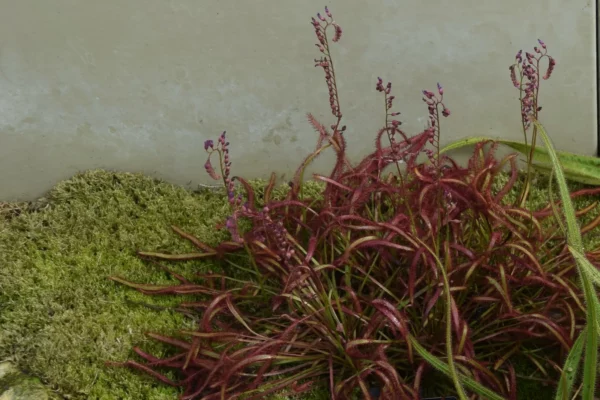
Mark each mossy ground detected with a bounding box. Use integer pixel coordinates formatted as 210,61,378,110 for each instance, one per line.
0,169,597,399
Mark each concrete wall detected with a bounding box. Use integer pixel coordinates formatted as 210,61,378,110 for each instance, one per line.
0,0,596,201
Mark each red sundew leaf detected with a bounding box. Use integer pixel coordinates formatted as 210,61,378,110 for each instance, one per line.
486,277,513,313
268,200,319,215
450,296,462,333
305,235,318,264
144,258,191,284
486,231,503,252
136,251,216,260
145,332,192,350
423,287,443,321
183,336,201,370
370,368,393,398
373,360,406,397
412,166,435,183
289,145,331,201
291,380,314,394
263,172,277,203
409,248,425,304
328,355,335,399
179,330,241,341
179,373,210,400
357,377,373,400
454,355,505,393
378,222,418,248
521,275,561,289
492,344,520,371
225,296,263,338
558,299,578,340
340,286,363,314
341,237,413,264
533,187,600,217
371,299,409,338
506,364,517,400
201,293,231,332
348,185,365,210
223,354,279,386
132,347,162,364
306,112,330,148
344,339,375,359
313,174,353,192
339,223,383,233
464,259,484,282
574,201,597,217
232,175,256,210
513,313,572,350
181,350,238,399
123,284,213,296
108,276,174,291
215,241,245,252
449,243,475,260
505,243,545,276
171,225,217,253
471,296,502,306
109,360,181,387
474,327,546,344
249,239,281,260
413,361,426,392
503,207,543,238
494,155,518,203
581,213,600,234
457,322,470,355
523,353,549,377
148,353,189,369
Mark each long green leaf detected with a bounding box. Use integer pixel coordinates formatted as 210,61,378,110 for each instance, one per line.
569,246,600,288
409,336,504,400
555,327,586,400
532,120,598,399
440,136,600,185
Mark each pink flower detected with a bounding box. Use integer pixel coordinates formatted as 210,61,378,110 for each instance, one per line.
204,158,221,180
332,23,342,42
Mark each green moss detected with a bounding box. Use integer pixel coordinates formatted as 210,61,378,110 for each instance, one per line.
0,169,597,399
0,170,233,399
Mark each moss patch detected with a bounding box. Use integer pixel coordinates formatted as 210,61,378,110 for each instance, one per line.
0,170,234,399
0,169,597,399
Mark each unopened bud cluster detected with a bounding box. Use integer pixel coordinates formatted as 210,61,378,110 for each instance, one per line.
204,131,237,206
260,206,295,264
509,40,556,129
312,8,343,119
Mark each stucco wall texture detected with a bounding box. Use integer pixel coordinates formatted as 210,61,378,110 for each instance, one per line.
0,0,596,201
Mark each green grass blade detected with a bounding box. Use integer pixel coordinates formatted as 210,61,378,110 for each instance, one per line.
582,297,600,398
409,336,504,400
569,246,600,288
554,327,586,400
532,120,598,399
439,136,600,185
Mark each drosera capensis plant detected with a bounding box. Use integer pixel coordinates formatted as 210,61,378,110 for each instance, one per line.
107,8,600,400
